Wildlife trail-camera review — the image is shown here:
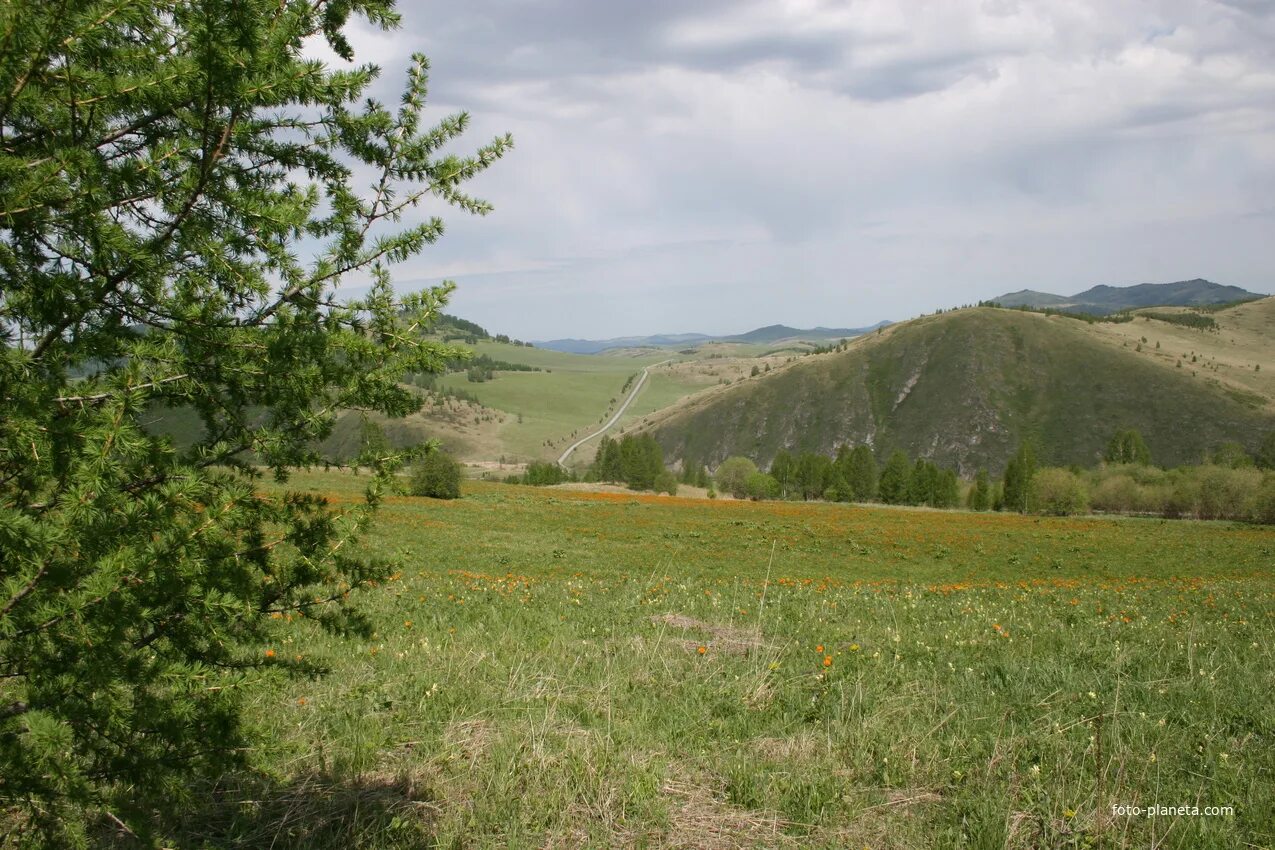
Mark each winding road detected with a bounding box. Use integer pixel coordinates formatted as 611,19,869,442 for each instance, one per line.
557,359,673,467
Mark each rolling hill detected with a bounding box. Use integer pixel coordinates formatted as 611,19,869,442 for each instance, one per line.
993,278,1263,314
643,301,1275,475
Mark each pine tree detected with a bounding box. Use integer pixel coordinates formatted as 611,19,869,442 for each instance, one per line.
933,468,960,508
795,452,833,501
878,450,912,505
846,445,878,502
968,468,991,511
0,1,510,838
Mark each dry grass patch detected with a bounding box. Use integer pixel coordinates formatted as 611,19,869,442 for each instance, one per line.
442,718,494,764
750,732,827,763
654,613,768,655
661,772,795,849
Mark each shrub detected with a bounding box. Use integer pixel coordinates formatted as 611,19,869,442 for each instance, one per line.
745,472,781,501
1195,466,1259,520
1091,474,1141,514
654,470,679,496
410,450,462,499
715,457,759,499
1029,468,1089,516
1162,474,1200,519
1251,474,1275,525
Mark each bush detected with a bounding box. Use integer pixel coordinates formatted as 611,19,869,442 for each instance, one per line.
410,450,462,499
654,470,679,496
1091,474,1141,514
1251,474,1275,524
714,457,759,499
745,471,781,500
1162,473,1200,519
1029,468,1089,516
1195,465,1259,520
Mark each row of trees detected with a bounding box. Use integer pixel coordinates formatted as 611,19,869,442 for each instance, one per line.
1021,462,1275,522
696,427,1275,523
589,434,678,493
995,429,1275,520
711,447,961,508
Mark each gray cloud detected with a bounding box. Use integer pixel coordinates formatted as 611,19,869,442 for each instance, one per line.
321,1,1275,338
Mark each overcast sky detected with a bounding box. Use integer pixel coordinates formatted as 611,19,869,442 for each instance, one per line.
320,1,1275,339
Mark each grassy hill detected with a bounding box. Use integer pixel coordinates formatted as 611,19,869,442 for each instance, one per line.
645,304,1275,474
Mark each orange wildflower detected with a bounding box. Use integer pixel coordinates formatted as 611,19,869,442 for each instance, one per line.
823,655,833,667
697,645,707,655
264,649,275,658
816,644,825,653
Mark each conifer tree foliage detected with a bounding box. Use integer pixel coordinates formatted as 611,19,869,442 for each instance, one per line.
0,0,509,839
967,468,992,511
845,445,878,502
1002,441,1039,513
878,450,912,505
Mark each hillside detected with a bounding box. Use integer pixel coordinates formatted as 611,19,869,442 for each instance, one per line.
993,278,1263,314
645,305,1275,474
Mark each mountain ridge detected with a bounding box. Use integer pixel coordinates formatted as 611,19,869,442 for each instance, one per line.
993,278,1263,314
534,321,892,354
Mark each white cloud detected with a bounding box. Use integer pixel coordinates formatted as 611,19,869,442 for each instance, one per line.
323,0,1275,337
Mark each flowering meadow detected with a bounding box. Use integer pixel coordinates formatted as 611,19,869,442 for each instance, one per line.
182,474,1274,849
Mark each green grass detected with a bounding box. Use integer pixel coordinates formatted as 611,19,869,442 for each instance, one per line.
157,473,1273,849
433,342,671,461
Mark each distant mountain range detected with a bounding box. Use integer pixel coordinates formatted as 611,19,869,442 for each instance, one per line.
993,278,1263,315
534,321,892,354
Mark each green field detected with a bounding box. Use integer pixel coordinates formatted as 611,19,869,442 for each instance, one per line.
164,473,1274,849
436,343,669,461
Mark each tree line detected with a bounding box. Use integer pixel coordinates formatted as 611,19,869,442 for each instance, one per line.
694,426,1275,524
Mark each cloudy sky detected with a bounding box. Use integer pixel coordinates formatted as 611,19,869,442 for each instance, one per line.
322,0,1275,340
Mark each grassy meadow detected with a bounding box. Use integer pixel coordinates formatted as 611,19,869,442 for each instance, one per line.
174,473,1274,849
